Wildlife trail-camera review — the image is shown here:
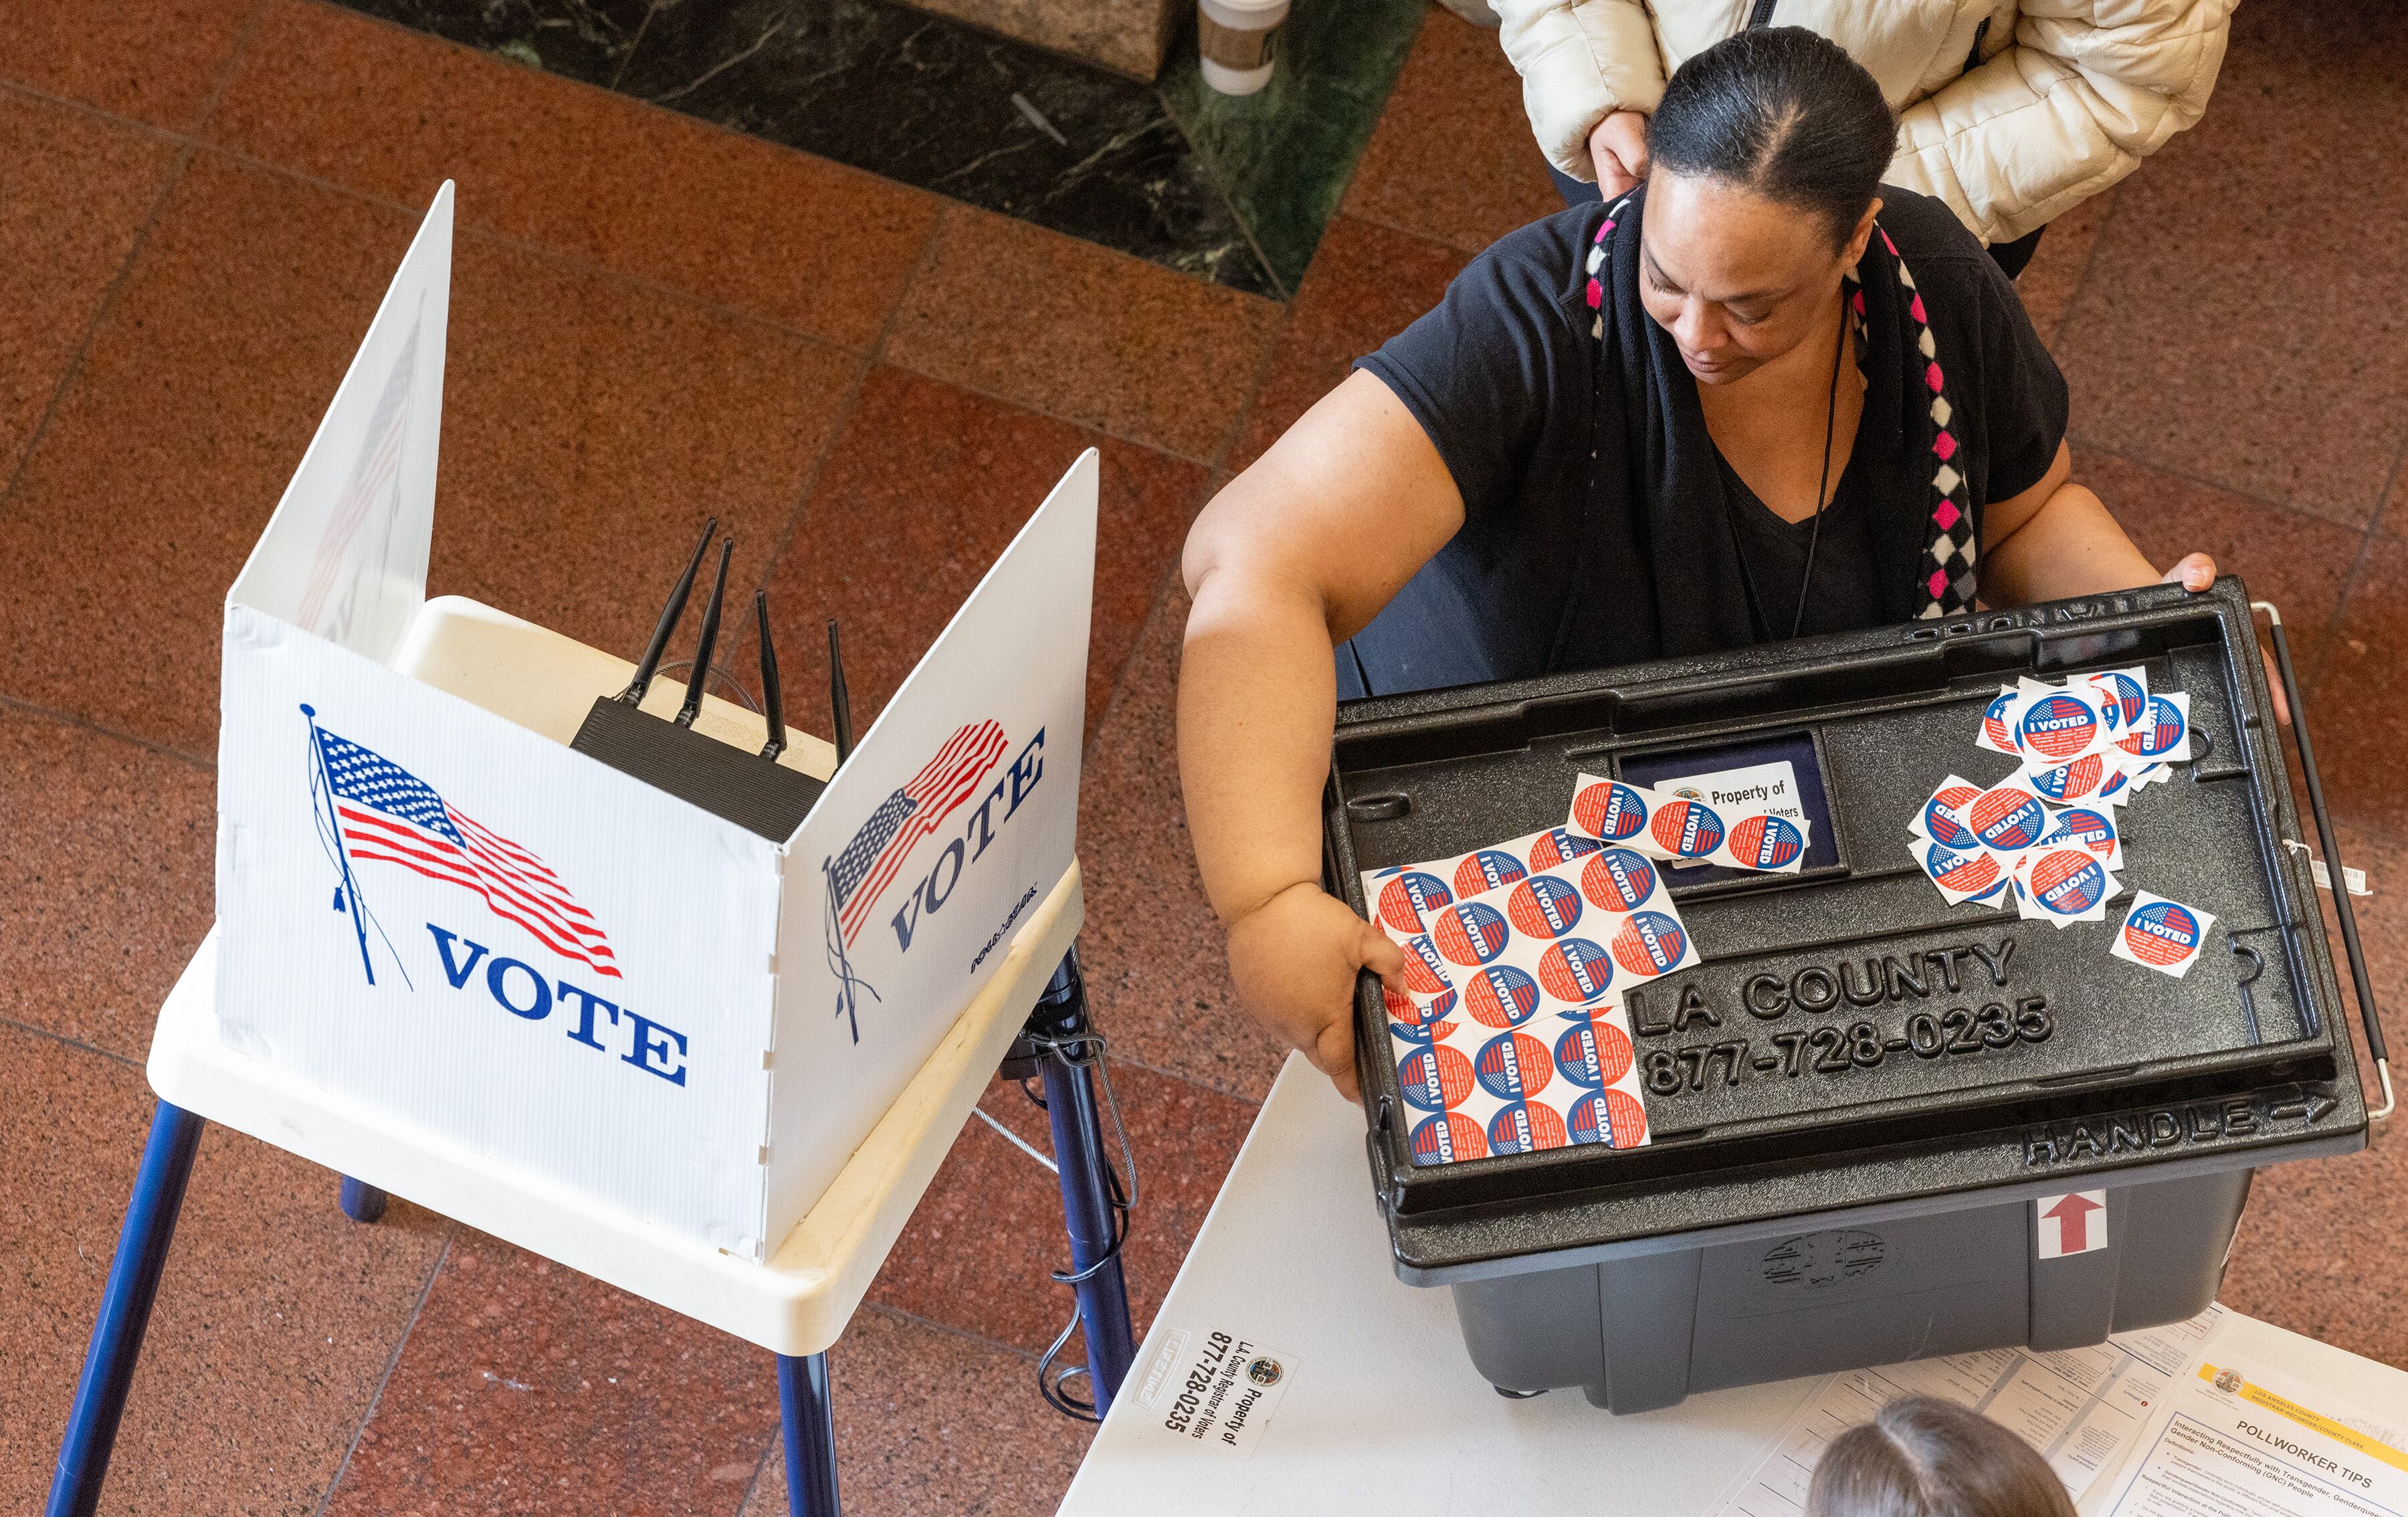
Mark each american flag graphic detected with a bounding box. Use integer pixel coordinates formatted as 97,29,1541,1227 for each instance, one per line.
296,322,416,635
313,724,620,979
826,720,1009,945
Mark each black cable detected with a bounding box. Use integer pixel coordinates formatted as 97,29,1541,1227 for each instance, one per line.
1789,294,1850,640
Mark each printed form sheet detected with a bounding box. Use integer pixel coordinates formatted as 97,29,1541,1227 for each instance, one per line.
1709,1307,2225,1517
2090,1352,2408,1517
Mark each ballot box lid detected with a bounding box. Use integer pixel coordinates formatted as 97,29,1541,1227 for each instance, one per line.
1327,579,2369,1281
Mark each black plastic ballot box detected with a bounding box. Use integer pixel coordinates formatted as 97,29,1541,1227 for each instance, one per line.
1327,579,2380,1413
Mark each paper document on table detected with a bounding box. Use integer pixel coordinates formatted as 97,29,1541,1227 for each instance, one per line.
1707,1306,2225,1517
2090,1351,2408,1516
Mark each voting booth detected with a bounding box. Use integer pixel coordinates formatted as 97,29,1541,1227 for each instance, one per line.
1331,581,2385,1411
49,184,1132,1517
214,184,1089,1263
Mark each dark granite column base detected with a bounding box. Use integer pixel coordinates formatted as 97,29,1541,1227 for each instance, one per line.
334,0,1429,300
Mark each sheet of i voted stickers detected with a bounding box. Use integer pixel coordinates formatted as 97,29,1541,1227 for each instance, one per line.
1385,846,1692,1167
1359,826,1605,940
1912,666,2213,954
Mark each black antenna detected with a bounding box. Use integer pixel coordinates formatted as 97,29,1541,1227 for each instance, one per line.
755,591,786,761
675,538,734,728
828,619,855,765
619,516,718,705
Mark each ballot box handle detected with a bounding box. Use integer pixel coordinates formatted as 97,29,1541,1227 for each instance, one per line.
2254,599,2392,1120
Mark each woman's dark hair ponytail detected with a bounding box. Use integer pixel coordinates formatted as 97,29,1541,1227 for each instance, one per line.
1646,27,1898,249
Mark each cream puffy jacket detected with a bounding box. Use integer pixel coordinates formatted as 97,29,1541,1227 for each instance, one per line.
1495,0,2235,244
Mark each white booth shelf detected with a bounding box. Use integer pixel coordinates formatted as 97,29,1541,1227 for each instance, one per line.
150,865,1078,1358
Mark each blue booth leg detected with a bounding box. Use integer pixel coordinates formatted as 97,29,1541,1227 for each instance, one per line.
338,1175,388,1224
777,1352,841,1516
1035,952,1137,1417
47,1101,207,1517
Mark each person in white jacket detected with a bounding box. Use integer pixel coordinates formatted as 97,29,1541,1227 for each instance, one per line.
1494,0,2236,275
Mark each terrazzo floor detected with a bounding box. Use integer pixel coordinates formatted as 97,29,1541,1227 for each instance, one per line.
4,1,2406,1512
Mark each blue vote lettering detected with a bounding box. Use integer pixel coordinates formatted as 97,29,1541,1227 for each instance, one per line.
422,922,689,1088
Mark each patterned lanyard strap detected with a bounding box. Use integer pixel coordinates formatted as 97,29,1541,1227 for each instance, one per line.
1587,208,1977,621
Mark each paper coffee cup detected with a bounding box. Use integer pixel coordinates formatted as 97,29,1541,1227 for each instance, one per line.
1199,0,1288,96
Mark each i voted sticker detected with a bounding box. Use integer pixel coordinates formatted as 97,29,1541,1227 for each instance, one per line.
2116,693,2192,763
1486,1100,1569,1155
1474,1030,1555,1100
2018,688,2112,763
1462,965,1542,1027
2025,849,2114,920
1504,874,1584,938
1969,783,2049,855
2039,805,2122,870
1553,1016,1634,1088
1570,778,1653,842
1366,870,1452,937
1579,848,1659,912
1524,827,1603,870
2088,668,2150,730
1451,849,1528,900
1610,910,1694,978
1431,901,1512,967
1398,1044,1475,1112
1920,841,2009,907
1567,1089,1649,1147
1383,985,1457,1044
2014,846,2120,926
1401,935,1454,997
1536,938,1617,1003
2025,751,2118,805
1911,776,1985,851
1977,687,2025,756
2112,890,2217,978
1650,797,1726,859
1409,1110,1488,1166
1730,814,1806,870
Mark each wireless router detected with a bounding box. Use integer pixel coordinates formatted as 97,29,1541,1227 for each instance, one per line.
570,518,848,841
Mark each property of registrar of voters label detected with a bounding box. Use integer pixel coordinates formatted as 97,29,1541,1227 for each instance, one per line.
2092,1352,2408,1517
1710,1306,2225,1517
1655,760,1803,870
1134,1325,1294,1459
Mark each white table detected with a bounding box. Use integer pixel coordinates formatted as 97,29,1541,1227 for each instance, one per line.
1060,1055,1817,1515
1064,1055,2408,1516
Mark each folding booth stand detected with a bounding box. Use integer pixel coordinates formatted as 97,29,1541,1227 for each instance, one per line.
46,185,1135,1516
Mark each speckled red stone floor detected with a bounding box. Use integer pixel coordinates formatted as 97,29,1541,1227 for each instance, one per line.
4,3,2405,1512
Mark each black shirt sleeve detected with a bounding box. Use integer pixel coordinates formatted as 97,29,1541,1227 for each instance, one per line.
1969,252,2071,502
1353,216,1591,523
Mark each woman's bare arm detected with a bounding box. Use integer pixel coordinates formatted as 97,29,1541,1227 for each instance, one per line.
1979,440,2283,718
1978,442,2165,604
1179,371,1466,1098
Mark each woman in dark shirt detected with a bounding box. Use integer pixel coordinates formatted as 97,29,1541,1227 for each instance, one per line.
1178,30,2228,1100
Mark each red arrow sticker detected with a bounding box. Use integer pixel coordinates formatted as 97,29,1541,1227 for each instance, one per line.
2035,1190,2108,1258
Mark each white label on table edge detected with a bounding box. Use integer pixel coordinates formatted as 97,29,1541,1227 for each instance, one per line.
1136,1324,1295,1458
